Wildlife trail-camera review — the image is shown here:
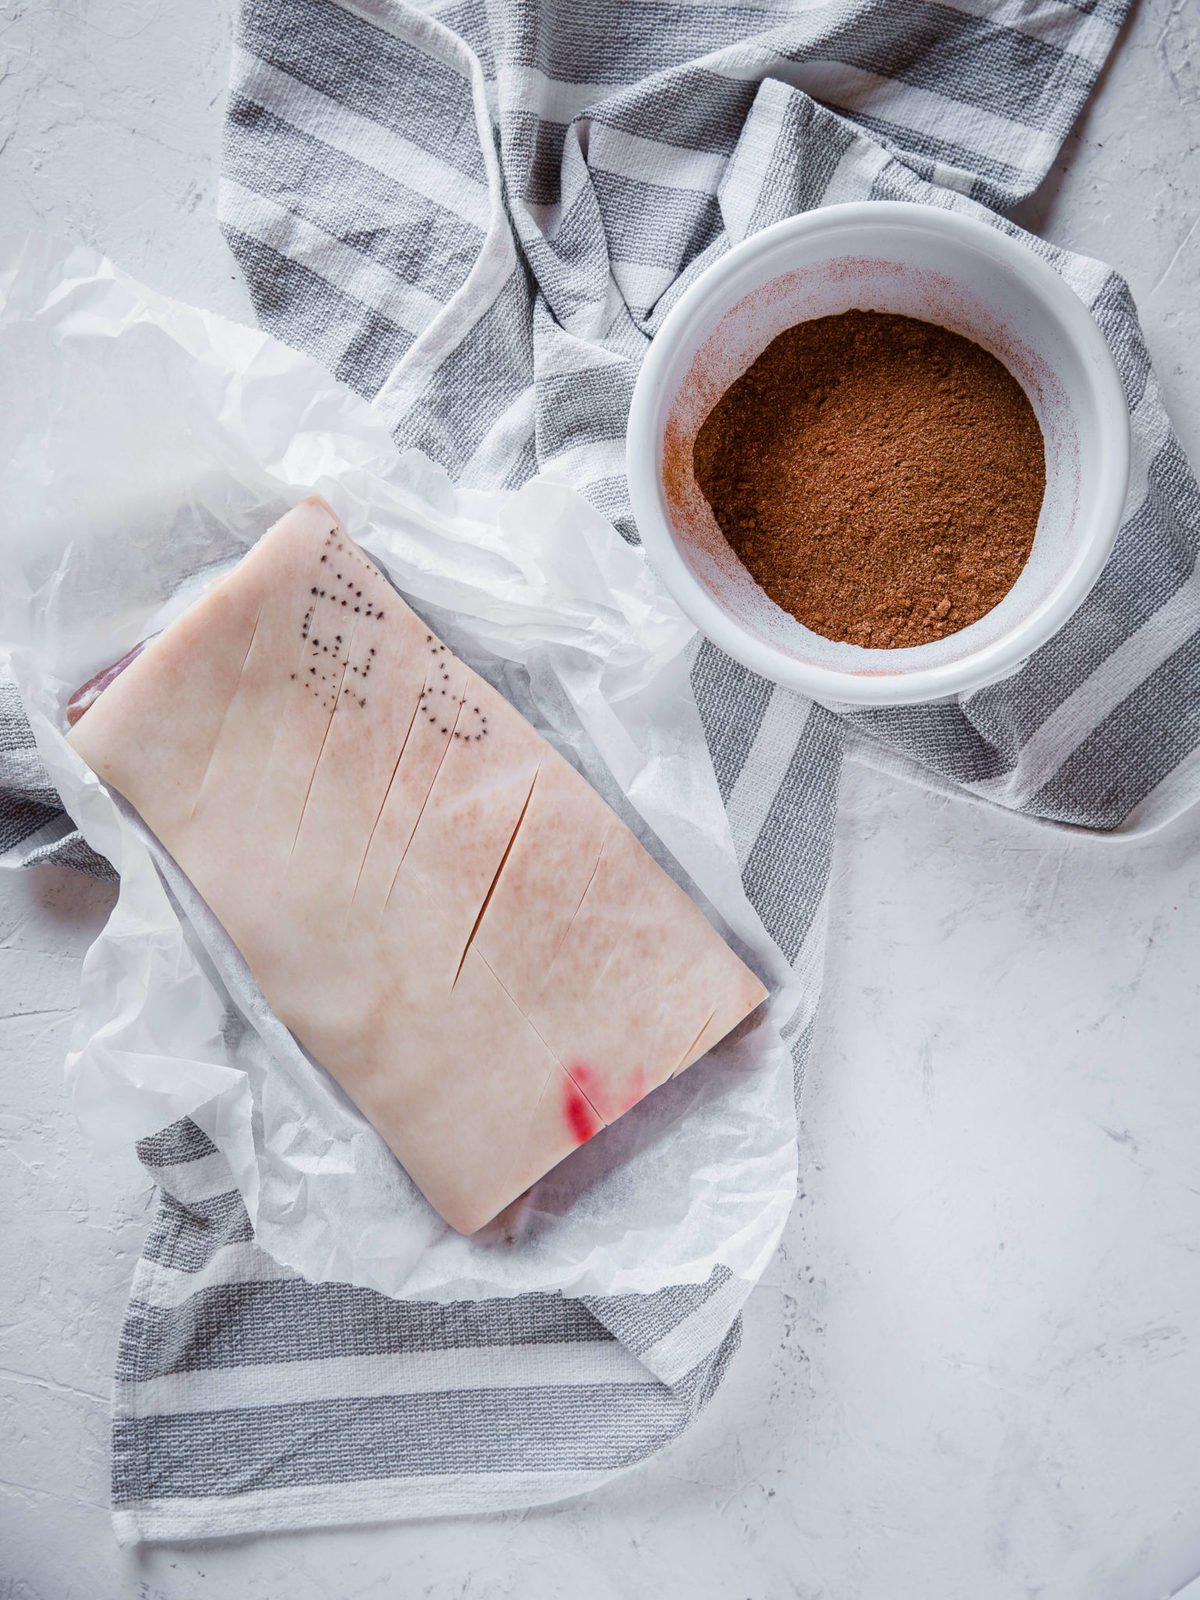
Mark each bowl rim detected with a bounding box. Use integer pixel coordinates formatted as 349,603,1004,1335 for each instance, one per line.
626,200,1132,708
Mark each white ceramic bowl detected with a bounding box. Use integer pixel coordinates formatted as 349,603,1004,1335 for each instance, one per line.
626,202,1130,707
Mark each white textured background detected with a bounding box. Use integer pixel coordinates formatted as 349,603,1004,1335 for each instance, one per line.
3,1,1200,1595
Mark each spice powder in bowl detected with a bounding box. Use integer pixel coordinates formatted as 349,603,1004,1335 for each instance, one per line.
691,310,1046,649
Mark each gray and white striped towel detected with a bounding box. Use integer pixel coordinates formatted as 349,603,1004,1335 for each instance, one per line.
6,0,1200,1545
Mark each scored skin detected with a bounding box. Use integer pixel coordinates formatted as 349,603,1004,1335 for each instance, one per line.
472,758,615,1021
68,500,768,1233
478,778,767,1123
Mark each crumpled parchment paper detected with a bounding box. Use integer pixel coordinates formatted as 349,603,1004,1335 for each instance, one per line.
0,234,802,1302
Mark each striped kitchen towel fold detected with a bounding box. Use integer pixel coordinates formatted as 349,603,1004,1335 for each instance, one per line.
0,680,113,878
9,0,1200,1544
109,1119,743,1542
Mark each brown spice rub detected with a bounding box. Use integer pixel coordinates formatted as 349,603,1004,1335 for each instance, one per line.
691,310,1046,648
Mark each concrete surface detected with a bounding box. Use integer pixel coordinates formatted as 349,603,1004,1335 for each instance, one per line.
2,0,1200,1595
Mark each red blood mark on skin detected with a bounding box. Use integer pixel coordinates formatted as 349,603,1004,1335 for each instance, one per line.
563,1064,602,1145
565,1060,648,1127
565,1085,598,1145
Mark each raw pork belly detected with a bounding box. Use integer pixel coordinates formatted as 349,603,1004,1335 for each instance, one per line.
68,500,766,1231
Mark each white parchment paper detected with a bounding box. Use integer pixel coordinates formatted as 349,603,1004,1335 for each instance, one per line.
0,234,802,1302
